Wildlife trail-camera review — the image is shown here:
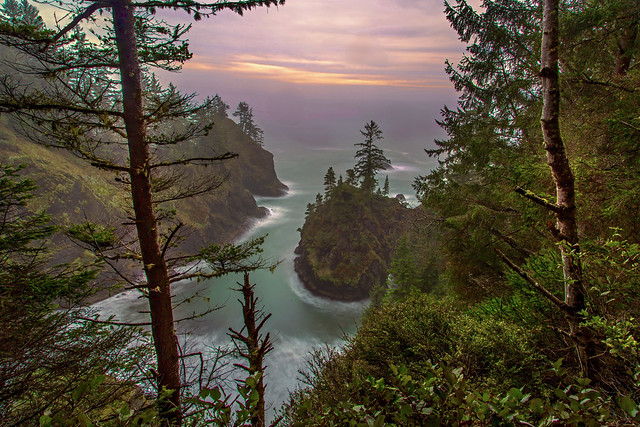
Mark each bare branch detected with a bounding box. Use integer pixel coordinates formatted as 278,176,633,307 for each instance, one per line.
161,222,183,259
48,3,107,45
90,161,132,173
77,316,152,327
148,153,237,169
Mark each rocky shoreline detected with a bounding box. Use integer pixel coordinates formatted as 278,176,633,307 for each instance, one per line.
293,244,371,302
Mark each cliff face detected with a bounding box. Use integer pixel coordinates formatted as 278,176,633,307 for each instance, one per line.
0,116,286,295
294,184,414,301
217,117,287,197
167,117,288,252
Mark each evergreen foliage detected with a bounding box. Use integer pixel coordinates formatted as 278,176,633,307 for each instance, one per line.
289,0,640,424
0,0,284,424
211,93,230,118
354,121,391,192
0,165,151,425
233,101,265,145
295,127,412,301
1,0,43,28
323,166,336,197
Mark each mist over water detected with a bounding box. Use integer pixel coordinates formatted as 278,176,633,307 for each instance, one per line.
93,141,436,416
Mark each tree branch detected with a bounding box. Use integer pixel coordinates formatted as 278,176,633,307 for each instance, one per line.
495,248,571,312
48,3,107,45
90,161,132,173
161,222,183,260
77,316,152,327
515,186,562,213
148,153,237,169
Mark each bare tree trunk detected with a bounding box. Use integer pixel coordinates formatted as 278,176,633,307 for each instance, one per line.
540,0,592,375
111,0,182,423
229,272,273,427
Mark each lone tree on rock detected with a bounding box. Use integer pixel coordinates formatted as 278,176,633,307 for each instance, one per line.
354,121,391,192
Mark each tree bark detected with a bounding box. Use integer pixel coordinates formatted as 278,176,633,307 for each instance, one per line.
111,0,182,424
614,2,639,77
540,0,592,375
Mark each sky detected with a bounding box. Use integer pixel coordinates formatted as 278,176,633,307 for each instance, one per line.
151,0,471,154
37,0,472,155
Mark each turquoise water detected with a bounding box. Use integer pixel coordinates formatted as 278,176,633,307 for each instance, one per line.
94,142,435,415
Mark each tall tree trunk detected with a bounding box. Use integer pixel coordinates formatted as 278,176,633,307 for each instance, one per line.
540,0,592,375
614,1,639,77
111,0,182,424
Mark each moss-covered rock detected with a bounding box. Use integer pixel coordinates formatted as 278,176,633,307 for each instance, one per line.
294,183,414,301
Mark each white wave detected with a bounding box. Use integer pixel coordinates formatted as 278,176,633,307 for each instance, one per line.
238,206,290,239
283,256,369,315
264,334,348,411
386,163,421,173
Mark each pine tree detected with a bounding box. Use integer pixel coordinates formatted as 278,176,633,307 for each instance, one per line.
234,101,264,144
345,169,357,186
0,165,149,425
354,121,391,192
323,166,336,197
211,93,230,118
383,175,390,196
1,0,43,27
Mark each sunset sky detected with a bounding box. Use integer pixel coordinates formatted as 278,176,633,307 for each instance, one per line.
38,0,472,154
154,0,470,153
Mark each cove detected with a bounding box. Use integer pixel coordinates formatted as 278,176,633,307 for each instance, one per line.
92,142,430,414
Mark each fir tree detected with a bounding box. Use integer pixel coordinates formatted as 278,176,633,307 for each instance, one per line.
211,93,230,118
1,0,43,28
0,0,284,424
234,101,265,145
354,121,391,192
323,166,336,197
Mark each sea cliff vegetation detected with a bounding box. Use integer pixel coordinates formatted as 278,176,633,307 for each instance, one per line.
284,0,640,425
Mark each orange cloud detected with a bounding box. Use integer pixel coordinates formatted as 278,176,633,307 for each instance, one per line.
185,60,450,88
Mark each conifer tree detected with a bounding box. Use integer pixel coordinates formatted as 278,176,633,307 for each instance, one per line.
345,169,357,186
354,121,391,192
323,166,336,197
1,0,42,27
234,101,264,145
0,165,149,425
211,93,230,118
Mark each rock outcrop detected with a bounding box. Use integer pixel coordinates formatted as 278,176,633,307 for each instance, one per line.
294,184,414,301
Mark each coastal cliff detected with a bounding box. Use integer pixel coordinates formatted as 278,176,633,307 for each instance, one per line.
0,116,287,299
